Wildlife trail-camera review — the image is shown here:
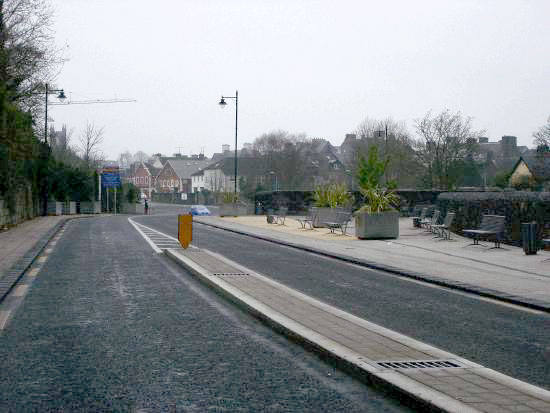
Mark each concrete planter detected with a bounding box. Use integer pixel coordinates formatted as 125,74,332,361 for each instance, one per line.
80,201,101,214
355,210,399,239
313,207,340,228
47,201,63,216
219,203,238,217
63,201,77,215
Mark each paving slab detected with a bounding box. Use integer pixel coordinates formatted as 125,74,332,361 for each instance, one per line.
167,247,550,413
194,216,550,311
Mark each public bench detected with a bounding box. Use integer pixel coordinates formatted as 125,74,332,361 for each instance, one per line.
275,207,288,225
431,212,456,240
412,207,428,228
324,211,353,235
421,209,440,232
296,208,318,229
463,214,506,248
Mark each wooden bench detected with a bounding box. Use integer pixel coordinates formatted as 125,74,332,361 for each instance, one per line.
463,214,506,248
324,211,352,235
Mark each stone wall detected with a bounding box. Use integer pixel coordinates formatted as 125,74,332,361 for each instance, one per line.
0,187,39,227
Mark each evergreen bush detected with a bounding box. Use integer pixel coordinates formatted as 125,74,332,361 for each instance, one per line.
437,191,550,245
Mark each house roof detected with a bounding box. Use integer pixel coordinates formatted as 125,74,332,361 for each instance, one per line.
166,159,212,180
201,157,265,176
521,154,550,180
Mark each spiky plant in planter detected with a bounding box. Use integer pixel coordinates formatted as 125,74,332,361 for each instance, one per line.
312,183,351,227
355,146,400,239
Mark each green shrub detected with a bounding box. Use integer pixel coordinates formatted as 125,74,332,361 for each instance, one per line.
222,192,239,204
437,191,550,245
313,183,350,208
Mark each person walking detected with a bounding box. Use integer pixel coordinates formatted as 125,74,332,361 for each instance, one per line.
144,198,149,215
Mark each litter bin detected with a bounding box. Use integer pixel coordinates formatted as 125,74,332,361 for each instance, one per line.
522,222,538,255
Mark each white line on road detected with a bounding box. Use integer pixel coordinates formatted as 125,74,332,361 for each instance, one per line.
128,218,195,252
128,218,162,253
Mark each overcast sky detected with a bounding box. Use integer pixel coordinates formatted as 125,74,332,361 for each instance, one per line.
49,0,550,160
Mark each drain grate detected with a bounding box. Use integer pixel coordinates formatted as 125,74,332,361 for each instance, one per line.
377,360,463,370
212,272,249,276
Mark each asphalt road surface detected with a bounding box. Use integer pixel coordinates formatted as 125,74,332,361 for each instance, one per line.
0,215,410,412
134,204,550,391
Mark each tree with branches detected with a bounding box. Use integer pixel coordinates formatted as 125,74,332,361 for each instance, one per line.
354,117,420,187
533,115,550,150
78,122,104,169
414,110,483,190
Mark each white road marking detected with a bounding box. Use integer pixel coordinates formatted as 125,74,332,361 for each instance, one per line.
128,218,195,253
13,285,29,297
0,310,11,330
128,218,162,253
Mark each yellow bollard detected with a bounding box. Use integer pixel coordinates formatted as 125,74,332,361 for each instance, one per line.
178,214,193,248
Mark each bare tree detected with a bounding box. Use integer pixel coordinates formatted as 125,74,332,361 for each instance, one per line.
117,150,134,169
78,122,104,169
415,110,483,189
134,151,150,163
1,0,63,105
354,117,419,187
252,130,311,189
533,115,550,149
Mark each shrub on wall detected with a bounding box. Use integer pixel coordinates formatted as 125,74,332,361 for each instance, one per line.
437,191,550,245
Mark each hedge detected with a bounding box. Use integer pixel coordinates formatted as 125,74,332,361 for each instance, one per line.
437,191,550,246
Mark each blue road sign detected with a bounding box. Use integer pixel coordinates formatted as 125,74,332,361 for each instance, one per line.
101,172,121,188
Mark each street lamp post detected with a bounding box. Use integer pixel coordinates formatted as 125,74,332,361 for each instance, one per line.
269,171,278,191
39,83,66,215
218,90,238,200
43,83,66,144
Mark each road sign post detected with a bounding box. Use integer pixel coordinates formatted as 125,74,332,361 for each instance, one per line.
178,214,192,248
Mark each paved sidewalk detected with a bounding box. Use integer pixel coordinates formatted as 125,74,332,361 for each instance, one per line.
167,247,550,413
194,215,550,311
0,215,99,301
0,217,66,277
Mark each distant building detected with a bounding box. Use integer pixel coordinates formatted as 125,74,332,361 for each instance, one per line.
49,125,68,149
508,154,550,189
123,161,160,199
154,158,211,194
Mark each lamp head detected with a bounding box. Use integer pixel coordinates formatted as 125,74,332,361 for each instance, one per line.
218,97,227,108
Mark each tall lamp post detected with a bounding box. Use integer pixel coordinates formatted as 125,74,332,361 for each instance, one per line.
39,83,66,215
43,83,66,144
218,90,238,200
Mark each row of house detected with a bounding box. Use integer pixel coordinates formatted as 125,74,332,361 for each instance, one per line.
121,138,350,199
120,133,550,200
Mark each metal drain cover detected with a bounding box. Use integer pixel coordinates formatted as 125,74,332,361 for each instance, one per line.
212,272,249,276
377,360,463,370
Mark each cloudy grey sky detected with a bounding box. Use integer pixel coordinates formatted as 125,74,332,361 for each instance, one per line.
49,0,550,160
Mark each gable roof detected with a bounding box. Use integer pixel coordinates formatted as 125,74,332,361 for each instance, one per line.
202,157,265,176
522,154,550,180
166,159,212,180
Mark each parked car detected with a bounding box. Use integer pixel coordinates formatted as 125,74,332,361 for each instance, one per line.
190,205,211,216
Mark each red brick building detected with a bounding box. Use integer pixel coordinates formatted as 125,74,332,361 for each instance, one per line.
154,159,211,194
124,162,159,199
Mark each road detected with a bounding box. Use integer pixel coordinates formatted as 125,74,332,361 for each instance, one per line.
0,215,409,412
134,204,550,391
